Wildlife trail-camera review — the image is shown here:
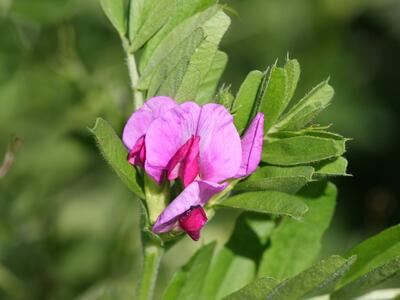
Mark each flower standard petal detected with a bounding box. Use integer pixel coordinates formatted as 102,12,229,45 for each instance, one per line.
196,104,242,182
145,102,201,183
122,96,177,150
152,180,227,233
235,112,264,178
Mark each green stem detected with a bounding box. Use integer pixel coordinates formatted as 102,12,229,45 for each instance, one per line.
137,239,164,300
126,52,144,109
144,174,170,224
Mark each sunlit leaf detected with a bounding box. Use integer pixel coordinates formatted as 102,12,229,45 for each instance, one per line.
90,118,144,198
196,51,228,103
262,135,346,165
338,224,400,286
283,58,300,103
139,6,219,74
131,0,176,51
202,213,271,300
274,80,334,131
264,256,355,300
235,166,314,194
223,277,278,300
259,66,288,133
219,191,308,220
258,182,337,279
232,70,264,134
332,256,400,300
144,28,204,97
162,242,216,300
139,0,216,67
313,157,349,178
176,10,230,103
217,85,235,111
99,0,126,36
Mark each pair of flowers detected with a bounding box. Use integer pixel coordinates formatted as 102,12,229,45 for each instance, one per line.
123,96,264,240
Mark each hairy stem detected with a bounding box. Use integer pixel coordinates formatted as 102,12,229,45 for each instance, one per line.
126,52,144,109
137,240,164,300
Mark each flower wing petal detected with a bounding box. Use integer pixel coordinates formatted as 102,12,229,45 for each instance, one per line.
122,96,177,150
235,112,264,177
197,104,242,182
145,102,201,183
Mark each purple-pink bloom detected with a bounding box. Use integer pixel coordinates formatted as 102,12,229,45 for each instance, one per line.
178,206,208,241
122,96,177,166
235,113,265,178
152,180,228,239
122,97,264,241
145,102,243,185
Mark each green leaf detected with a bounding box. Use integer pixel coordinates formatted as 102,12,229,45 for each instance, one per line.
262,135,346,165
338,224,400,286
100,0,126,36
216,85,234,111
162,242,216,300
232,70,264,134
196,50,228,103
203,248,257,300
139,5,219,75
274,80,334,131
131,0,176,51
235,166,314,194
144,28,204,97
234,177,309,194
258,182,337,280
218,191,308,220
264,256,355,300
223,277,278,300
127,0,144,42
259,66,288,133
176,10,230,102
332,256,400,300
283,58,300,103
253,165,315,178
90,118,144,198
201,213,270,300
270,129,345,140
155,57,192,98
139,0,216,67
313,157,349,178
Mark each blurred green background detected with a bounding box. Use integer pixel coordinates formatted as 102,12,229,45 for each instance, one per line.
0,0,399,299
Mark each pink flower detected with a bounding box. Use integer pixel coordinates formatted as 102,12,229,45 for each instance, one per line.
179,206,208,241
122,96,177,166
122,97,264,241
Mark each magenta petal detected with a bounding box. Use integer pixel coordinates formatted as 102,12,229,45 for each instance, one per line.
235,113,264,178
122,96,177,150
152,180,227,233
145,102,201,183
187,231,200,241
166,135,200,187
167,136,195,181
146,102,242,184
181,136,200,187
197,104,242,182
179,206,208,241
128,136,146,166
